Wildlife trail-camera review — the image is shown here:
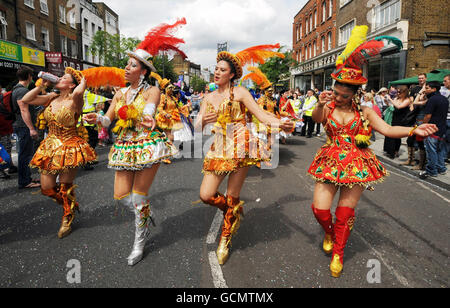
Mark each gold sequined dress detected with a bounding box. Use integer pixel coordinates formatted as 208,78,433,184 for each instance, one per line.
203,87,271,175
30,105,97,174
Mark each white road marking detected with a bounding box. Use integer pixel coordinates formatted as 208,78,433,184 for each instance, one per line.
207,210,223,245
208,251,229,288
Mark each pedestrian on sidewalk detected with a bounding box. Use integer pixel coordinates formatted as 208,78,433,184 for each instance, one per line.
419,81,449,179
308,25,438,279
383,85,412,159
441,74,450,162
0,86,18,179
301,89,317,138
11,66,41,189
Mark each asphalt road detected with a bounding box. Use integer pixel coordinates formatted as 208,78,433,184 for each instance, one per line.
0,135,448,288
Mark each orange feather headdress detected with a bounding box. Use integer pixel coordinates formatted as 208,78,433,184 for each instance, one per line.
150,72,171,90
242,66,272,90
217,44,284,80
82,67,126,88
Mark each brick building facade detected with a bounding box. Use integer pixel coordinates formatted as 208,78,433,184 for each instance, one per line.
291,0,338,91
0,0,120,88
291,0,450,91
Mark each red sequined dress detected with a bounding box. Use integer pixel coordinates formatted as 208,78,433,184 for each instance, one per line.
308,102,388,187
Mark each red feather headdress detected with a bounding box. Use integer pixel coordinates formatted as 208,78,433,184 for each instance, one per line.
137,17,187,59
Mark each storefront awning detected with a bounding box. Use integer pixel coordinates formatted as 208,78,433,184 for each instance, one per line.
389,69,450,86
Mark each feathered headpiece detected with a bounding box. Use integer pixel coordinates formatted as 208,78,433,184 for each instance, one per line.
217,44,285,80
82,67,126,88
150,71,171,90
331,25,403,85
128,18,188,72
242,66,272,90
65,67,84,84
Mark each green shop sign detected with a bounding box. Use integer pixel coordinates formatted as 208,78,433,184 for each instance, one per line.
0,40,22,62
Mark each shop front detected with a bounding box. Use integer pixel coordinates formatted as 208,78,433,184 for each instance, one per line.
0,40,45,89
45,52,83,77
291,50,340,92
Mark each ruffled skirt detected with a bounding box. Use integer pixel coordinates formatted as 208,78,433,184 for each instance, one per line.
108,128,178,171
30,135,97,174
308,144,389,188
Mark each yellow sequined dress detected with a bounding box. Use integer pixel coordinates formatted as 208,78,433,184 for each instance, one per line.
203,87,271,175
30,105,97,174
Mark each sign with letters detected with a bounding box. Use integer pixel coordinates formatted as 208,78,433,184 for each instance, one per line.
22,46,45,67
0,40,22,62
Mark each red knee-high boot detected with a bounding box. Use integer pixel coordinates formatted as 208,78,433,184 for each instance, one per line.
311,204,334,254
330,206,355,278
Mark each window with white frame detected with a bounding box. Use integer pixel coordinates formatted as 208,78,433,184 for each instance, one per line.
322,2,327,22
373,0,401,31
313,41,316,57
70,40,78,58
61,35,67,56
340,0,352,7
59,5,66,24
329,0,333,17
40,0,48,15
0,11,7,40
25,21,36,41
69,11,76,29
339,20,355,46
328,31,332,50
41,27,49,50
314,10,317,28
322,36,326,53
24,0,35,9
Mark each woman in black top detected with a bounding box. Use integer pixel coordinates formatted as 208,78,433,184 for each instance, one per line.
383,85,412,159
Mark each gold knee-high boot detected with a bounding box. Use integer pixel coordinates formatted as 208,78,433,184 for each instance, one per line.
217,195,244,265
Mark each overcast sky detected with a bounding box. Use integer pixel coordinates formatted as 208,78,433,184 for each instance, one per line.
103,0,308,70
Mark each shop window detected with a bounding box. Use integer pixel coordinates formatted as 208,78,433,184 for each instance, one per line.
25,21,36,41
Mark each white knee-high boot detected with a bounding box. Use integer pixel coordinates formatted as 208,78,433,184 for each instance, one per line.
127,192,155,266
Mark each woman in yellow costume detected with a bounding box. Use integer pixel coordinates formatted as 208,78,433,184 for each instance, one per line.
153,72,193,164
195,44,295,265
308,26,438,278
21,67,97,239
84,19,185,266
243,66,283,147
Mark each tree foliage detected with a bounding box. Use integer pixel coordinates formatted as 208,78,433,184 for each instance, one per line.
88,31,178,83
258,47,298,88
190,75,208,93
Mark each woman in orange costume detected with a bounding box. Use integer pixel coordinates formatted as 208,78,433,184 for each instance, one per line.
308,26,438,278
154,73,193,163
195,44,294,265
22,68,96,239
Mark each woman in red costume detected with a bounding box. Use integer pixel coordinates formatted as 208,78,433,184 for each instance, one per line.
308,26,438,278
195,44,294,265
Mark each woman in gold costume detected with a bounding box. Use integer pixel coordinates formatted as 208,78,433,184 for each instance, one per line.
195,44,294,265
21,67,97,239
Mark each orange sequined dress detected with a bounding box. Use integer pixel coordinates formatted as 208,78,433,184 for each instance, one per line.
308,102,388,187
203,87,271,175
30,105,97,174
